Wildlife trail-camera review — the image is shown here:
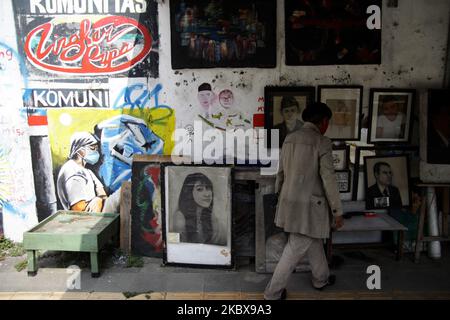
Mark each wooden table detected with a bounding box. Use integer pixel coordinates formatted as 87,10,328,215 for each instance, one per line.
327,212,408,261
23,211,119,277
414,183,450,263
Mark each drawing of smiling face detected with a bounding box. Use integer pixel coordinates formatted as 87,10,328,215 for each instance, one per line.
198,90,214,110
219,90,234,109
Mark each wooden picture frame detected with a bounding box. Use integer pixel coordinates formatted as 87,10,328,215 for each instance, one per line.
318,85,363,141
368,88,416,144
363,155,411,210
264,86,315,148
161,163,233,268
352,146,418,201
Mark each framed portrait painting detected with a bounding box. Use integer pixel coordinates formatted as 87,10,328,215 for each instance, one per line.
363,155,411,210
161,164,233,267
318,86,363,141
170,0,277,69
264,86,315,148
368,89,415,144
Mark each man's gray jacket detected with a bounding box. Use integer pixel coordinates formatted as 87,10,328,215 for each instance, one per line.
275,122,343,239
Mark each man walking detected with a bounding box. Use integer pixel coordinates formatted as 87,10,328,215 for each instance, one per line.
264,102,344,300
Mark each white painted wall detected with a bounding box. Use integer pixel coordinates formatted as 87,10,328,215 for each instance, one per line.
0,0,38,242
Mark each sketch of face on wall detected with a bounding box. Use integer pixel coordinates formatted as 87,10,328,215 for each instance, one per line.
197,83,215,118
219,89,234,109
167,166,229,246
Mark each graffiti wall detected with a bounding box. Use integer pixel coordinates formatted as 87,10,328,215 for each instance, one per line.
13,0,159,79
0,111,38,241
47,105,175,212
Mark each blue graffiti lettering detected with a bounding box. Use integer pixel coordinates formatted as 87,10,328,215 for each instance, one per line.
113,83,163,110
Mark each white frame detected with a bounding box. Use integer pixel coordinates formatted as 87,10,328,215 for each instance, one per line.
163,165,233,267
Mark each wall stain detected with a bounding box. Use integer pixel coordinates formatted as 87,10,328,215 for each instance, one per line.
331,70,352,84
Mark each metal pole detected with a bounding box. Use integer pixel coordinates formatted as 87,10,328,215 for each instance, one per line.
29,136,57,221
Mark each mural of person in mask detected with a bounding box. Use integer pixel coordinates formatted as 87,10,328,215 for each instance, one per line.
56,132,120,213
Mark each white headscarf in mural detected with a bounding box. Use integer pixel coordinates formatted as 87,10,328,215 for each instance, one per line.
68,132,98,159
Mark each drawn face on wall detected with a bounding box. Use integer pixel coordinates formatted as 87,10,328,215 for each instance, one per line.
192,181,213,208
197,90,214,111
219,90,234,109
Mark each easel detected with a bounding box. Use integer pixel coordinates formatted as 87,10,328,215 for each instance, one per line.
414,183,450,263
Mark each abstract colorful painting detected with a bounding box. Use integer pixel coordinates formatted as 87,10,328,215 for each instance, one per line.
170,0,276,69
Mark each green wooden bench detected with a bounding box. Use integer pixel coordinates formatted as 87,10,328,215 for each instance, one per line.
23,210,119,278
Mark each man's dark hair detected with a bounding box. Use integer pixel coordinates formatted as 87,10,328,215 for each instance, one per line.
280,96,299,111
198,83,212,92
302,102,332,124
373,161,391,176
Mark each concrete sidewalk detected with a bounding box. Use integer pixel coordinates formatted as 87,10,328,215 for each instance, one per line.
1,247,450,300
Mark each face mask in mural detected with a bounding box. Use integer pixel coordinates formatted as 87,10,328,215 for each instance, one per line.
82,148,100,165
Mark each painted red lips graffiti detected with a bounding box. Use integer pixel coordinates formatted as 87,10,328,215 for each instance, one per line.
24,16,152,75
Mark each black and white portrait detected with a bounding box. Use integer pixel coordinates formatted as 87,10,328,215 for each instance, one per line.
163,165,232,267
265,86,315,148
364,156,410,210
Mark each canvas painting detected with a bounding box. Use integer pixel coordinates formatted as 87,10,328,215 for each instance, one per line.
285,0,381,65
170,0,276,69
131,161,164,258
